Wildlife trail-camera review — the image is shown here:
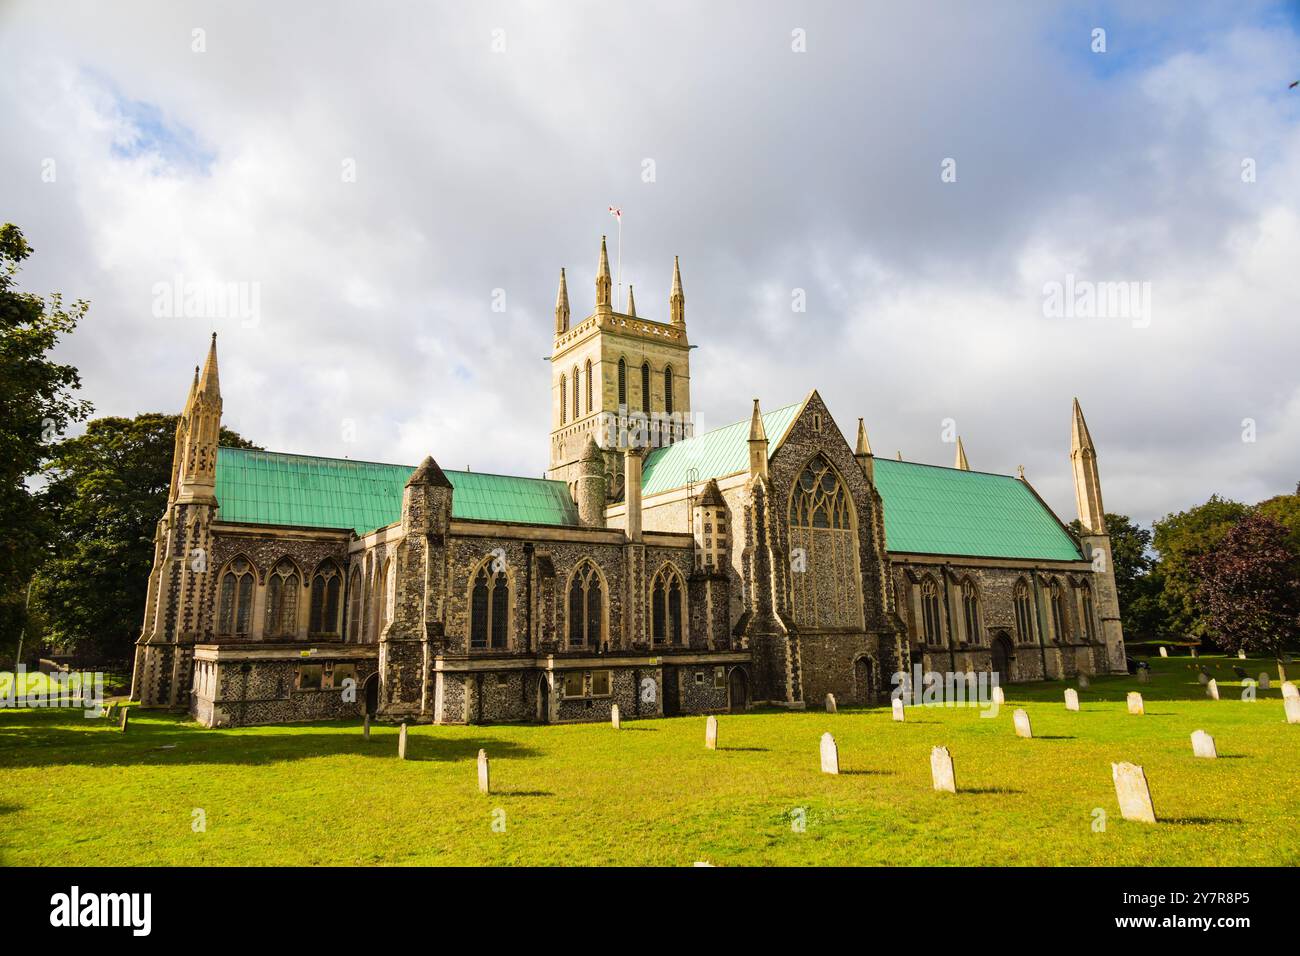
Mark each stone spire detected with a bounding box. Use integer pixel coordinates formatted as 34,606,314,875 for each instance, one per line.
747,399,769,481
407,455,453,488
1070,397,1106,534
198,332,220,399
954,436,969,471
555,268,570,334
626,284,637,318
178,334,222,503
854,418,874,483
596,235,612,312
669,255,685,326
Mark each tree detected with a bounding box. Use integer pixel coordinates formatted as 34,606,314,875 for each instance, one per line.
0,224,93,656
1256,486,1300,553
31,414,257,661
1193,513,1300,680
1069,513,1165,641
1151,495,1251,640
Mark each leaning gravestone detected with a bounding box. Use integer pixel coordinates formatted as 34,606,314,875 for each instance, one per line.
1259,673,1271,690
397,723,408,760
1198,672,1209,685
1112,762,1157,824
104,702,118,722
1064,688,1079,712
1137,667,1150,684
1285,697,1300,725
610,704,620,729
819,732,839,774
705,715,718,750
363,714,371,740
1206,679,1219,701
1282,681,1298,701
992,686,1005,706
1013,708,1033,738
1126,691,1144,715
892,698,905,722
1078,674,1090,690
1159,646,1168,658
1190,730,1217,759
119,708,129,733
477,749,490,794
825,693,837,714
930,746,956,793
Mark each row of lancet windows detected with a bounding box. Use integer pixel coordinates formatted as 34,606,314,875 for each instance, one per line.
913,574,1096,646
217,556,345,639
560,359,676,425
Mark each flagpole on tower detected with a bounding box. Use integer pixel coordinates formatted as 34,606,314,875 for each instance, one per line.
609,205,623,311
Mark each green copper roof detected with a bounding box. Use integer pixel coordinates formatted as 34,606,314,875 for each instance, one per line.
871,458,1084,561
214,447,579,534
641,401,803,497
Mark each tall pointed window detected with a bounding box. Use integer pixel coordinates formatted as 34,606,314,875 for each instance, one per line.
585,359,593,414
1079,582,1096,641
651,566,685,645
617,358,627,408
559,374,567,425
309,562,343,636
346,567,363,642
469,562,509,649
961,579,981,645
1049,580,1068,641
640,362,651,414
787,454,860,628
217,557,255,636
664,366,674,417
568,562,603,648
572,365,580,420
1014,579,1035,643
920,576,942,645
265,558,301,638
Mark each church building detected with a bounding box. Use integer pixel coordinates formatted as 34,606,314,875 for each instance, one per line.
131,237,1126,727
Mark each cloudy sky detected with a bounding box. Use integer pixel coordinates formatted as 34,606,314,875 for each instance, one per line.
3,0,1299,528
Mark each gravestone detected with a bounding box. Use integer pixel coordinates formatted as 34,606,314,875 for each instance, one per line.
1190,730,1217,759
1137,667,1150,684
1206,679,1219,701
1238,649,1247,660
705,715,718,750
992,686,1005,706
1159,646,1168,657
1126,691,1144,715
892,698,905,722
1111,762,1157,824
1282,681,1298,701
819,732,839,774
119,708,129,732
363,714,370,740
930,746,956,793
1285,697,1300,725
1198,672,1210,685
104,703,118,721
398,723,408,760
610,704,620,729
1077,674,1090,690
1064,688,1079,712
1190,648,1198,658
1259,673,1271,690
1013,708,1032,738
825,693,837,714
477,749,491,794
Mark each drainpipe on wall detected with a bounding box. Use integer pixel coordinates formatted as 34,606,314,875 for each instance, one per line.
523,543,534,653
1031,575,1049,678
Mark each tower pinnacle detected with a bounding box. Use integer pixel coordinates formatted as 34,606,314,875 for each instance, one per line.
1070,398,1106,534
596,236,612,311
954,436,969,471
669,255,685,326
555,268,570,334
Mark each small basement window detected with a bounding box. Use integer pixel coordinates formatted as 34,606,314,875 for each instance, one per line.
591,670,611,697
298,665,323,691
694,671,705,685
563,672,584,698
332,663,357,690
714,667,726,689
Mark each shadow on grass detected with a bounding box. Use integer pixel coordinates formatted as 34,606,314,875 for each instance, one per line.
961,787,1024,795
719,746,769,753
1034,735,1076,741
493,790,553,797
840,768,895,776
1163,816,1244,826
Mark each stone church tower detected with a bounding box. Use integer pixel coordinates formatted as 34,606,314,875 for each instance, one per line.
1070,398,1126,673
547,238,693,500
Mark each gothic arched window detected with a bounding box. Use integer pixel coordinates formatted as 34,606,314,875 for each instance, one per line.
469,561,509,649
787,454,861,628
790,455,850,529
568,562,603,647
640,362,651,414
1014,579,1035,643
217,557,255,636
346,566,363,642
1050,580,1068,642
559,374,567,425
920,576,942,645
651,566,685,645
572,364,580,420
664,366,674,417
265,558,301,638
617,358,627,408
585,359,593,414
961,579,981,645
1079,582,1096,641
309,562,343,636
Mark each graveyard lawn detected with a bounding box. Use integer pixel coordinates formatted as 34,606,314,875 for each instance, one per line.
1,654,1296,866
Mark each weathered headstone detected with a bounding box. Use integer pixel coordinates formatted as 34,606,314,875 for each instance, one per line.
610,704,620,729
1064,688,1079,712
1137,667,1150,684
1198,671,1209,685
1206,679,1219,701
477,748,490,794
104,702,118,721
1258,673,1271,690
1282,681,1298,701
992,686,1005,706
1237,649,1247,660
930,746,956,793
1285,697,1300,725
1126,691,1144,715
1111,762,1157,824
1190,730,1217,759
705,715,718,750
891,698,905,722
1159,646,1168,658
1077,674,1090,690
363,714,371,740
825,693,837,714
119,708,129,732
1013,708,1033,738
1190,647,1198,658
819,732,839,774
397,722,408,759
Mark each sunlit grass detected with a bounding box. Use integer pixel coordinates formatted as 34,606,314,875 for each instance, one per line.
1,654,1295,866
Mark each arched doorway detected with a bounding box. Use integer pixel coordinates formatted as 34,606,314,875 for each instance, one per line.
990,632,1014,686
537,674,550,723
363,673,379,716
727,668,748,713
853,656,874,704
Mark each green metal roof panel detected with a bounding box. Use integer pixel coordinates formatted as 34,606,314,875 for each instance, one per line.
641,401,803,497
872,458,1084,561
214,447,579,534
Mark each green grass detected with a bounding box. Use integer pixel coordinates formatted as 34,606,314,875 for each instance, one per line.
1,654,1296,866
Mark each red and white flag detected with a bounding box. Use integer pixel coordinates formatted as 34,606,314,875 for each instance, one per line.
608,205,622,221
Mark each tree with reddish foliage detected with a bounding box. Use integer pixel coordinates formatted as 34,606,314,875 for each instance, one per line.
1193,513,1300,681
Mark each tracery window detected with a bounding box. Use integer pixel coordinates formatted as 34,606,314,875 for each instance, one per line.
920,576,943,645
265,558,301,638
1049,580,1068,642
567,562,604,648
787,455,861,628
1079,582,1096,641
217,557,255,636
1014,579,1035,643
470,561,509,649
961,579,981,645
346,567,363,642
309,562,343,636
651,565,685,645
790,455,850,529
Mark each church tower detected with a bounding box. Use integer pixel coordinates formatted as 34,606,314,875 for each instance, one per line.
547,238,693,496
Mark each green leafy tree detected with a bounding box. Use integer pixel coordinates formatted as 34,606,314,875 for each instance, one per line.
0,224,93,656
1256,485,1300,553
1192,512,1300,680
1151,495,1251,640
31,414,257,661
1070,513,1165,642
